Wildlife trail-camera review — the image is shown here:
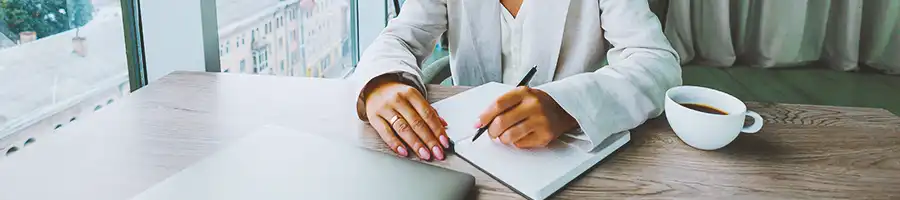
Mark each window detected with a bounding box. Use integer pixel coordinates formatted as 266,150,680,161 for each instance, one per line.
240,59,246,72
225,41,231,54
216,0,357,78
0,0,131,141
252,50,269,74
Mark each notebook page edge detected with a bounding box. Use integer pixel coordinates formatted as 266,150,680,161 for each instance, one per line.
453,147,540,200
454,132,630,200
536,132,631,199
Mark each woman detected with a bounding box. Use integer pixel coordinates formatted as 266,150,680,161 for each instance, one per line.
352,0,681,161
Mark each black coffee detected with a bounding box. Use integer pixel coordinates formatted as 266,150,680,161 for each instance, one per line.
680,103,728,115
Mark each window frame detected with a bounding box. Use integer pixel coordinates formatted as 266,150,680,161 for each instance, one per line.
122,0,149,91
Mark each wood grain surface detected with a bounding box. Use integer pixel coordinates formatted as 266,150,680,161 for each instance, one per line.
0,71,898,200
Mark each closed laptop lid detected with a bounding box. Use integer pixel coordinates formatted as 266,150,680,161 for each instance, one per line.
131,125,474,200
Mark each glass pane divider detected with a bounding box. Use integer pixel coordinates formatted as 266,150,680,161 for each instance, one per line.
120,0,149,91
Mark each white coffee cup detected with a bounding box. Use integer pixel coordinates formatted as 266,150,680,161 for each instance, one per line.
664,86,764,150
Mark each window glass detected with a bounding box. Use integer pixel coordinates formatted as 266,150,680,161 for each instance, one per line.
216,0,354,78
0,0,130,141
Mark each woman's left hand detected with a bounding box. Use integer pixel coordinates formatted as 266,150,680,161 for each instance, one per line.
474,86,579,148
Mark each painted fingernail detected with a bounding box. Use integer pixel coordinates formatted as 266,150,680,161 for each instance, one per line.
397,146,408,157
473,122,482,128
440,135,450,148
440,117,448,126
432,146,445,160
418,147,431,160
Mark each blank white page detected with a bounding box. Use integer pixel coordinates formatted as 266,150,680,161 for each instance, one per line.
432,82,631,200
433,82,513,141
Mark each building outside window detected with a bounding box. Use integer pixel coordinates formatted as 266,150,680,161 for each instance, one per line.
215,0,353,79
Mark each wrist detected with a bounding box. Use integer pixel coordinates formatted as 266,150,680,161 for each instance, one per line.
533,88,579,132
363,73,422,102
362,75,402,102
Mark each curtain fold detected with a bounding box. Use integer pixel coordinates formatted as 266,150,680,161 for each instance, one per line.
664,0,900,75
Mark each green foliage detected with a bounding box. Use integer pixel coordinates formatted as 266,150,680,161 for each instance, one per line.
0,0,74,39
69,0,91,37
70,0,91,28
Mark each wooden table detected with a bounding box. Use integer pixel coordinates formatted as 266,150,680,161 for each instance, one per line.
1,72,899,199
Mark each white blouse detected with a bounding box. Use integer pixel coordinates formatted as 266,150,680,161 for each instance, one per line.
500,3,529,84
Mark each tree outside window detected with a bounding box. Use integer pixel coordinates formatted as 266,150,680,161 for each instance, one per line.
2,0,68,39
69,0,92,38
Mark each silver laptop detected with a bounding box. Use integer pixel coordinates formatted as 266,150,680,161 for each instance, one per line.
131,125,474,200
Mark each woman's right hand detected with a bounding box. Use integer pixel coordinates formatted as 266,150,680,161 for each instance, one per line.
364,79,449,161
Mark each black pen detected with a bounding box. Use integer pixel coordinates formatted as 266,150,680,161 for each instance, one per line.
472,65,538,142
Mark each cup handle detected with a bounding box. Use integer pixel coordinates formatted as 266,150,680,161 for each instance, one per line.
741,111,764,133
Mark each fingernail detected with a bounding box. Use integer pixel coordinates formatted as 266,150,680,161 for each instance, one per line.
441,117,448,126
418,147,431,160
397,146,408,157
473,122,482,128
432,146,445,160
439,135,450,148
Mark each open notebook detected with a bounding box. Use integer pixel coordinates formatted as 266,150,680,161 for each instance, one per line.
433,82,630,200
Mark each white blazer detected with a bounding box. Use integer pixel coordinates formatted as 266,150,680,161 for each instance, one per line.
352,0,681,150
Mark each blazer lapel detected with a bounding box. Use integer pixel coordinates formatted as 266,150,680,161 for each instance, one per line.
522,0,571,85
457,0,501,86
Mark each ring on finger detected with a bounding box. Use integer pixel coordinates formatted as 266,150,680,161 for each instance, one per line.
388,115,401,127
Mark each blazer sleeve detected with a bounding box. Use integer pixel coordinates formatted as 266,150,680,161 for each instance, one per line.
535,0,682,151
349,0,449,121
